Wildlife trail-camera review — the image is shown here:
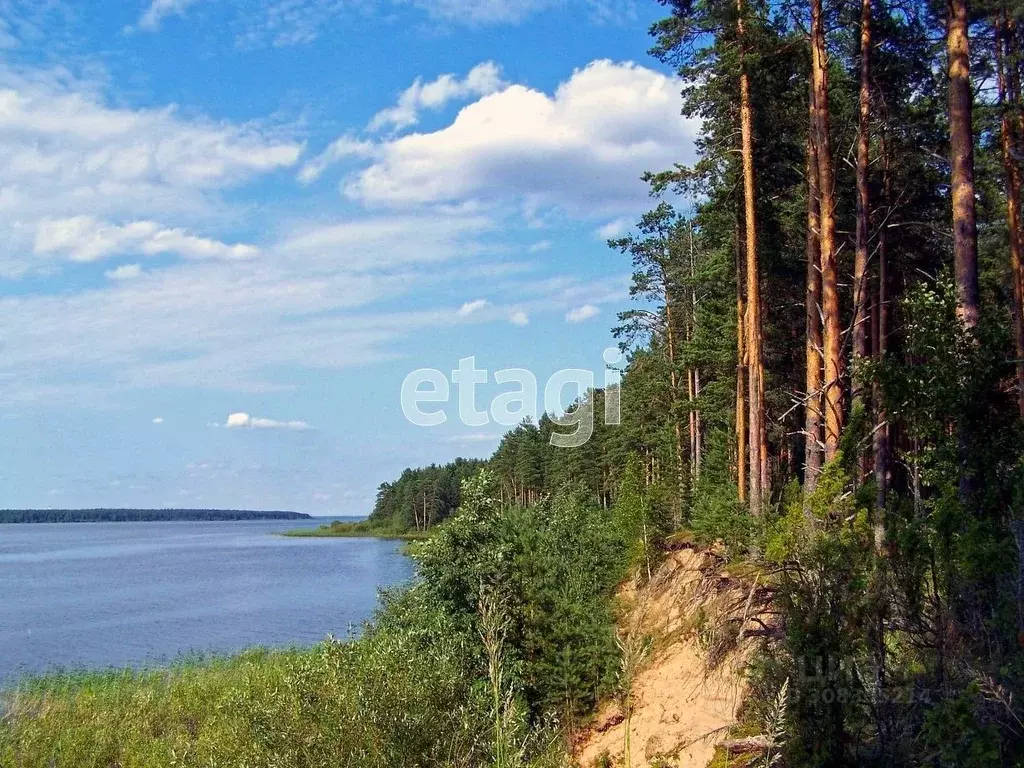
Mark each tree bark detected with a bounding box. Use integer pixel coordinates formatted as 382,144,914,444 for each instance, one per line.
811,0,844,461
665,301,687,525
853,0,872,382
738,0,768,513
805,80,824,493
736,224,748,503
873,126,892,520
997,11,1024,416
947,0,980,331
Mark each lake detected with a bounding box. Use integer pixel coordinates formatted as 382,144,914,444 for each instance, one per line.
0,519,415,685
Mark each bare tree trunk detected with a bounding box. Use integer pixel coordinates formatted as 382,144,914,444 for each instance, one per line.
805,82,824,493
666,302,687,526
689,219,703,482
947,0,980,505
695,369,703,481
736,228,748,502
948,0,980,331
873,127,892,522
811,0,844,461
688,366,697,485
997,11,1024,416
853,0,872,391
738,0,767,514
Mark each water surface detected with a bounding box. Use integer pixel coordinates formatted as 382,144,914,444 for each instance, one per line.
0,519,414,685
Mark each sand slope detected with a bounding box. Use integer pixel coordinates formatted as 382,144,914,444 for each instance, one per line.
574,547,768,768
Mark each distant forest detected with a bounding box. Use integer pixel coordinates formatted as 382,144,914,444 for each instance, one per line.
0,509,312,524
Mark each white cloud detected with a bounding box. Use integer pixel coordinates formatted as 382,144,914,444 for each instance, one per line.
225,412,312,430
339,60,698,216
138,0,203,30
297,136,375,184
106,263,144,281
509,310,529,326
34,217,259,263
596,216,631,239
368,61,505,133
528,240,552,253
457,298,489,317
0,69,300,275
565,303,599,323
152,416,164,424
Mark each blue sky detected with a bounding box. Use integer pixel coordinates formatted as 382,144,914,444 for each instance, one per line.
0,0,698,514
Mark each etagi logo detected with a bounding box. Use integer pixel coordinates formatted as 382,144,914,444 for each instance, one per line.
400,348,624,448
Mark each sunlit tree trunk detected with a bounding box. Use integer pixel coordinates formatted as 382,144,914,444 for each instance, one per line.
736,225,748,503
811,0,844,461
805,83,824,493
947,0,980,331
738,0,768,513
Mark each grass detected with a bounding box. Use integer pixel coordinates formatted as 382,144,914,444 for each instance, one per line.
0,625,487,768
281,520,430,540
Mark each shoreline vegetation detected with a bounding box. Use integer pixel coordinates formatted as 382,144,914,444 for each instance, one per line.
0,509,312,524
281,520,429,540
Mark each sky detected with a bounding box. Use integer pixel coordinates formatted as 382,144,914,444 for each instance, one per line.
0,0,699,514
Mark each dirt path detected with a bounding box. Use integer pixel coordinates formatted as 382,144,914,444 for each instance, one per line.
573,548,766,768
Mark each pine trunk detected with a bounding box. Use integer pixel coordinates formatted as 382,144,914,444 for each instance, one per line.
805,82,824,493
997,12,1024,416
738,0,767,514
873,127,892,518
853,0,872,383
665,302,687,525
947,0,980,331
811,0,844,461
736,228,748,503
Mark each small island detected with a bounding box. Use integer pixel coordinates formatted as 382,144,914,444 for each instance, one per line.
0,509,312,524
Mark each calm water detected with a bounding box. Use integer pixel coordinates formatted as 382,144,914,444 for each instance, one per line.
0,519,414,685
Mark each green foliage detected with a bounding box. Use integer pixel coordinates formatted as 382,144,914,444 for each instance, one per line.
370,458,487,533
415,471,628,719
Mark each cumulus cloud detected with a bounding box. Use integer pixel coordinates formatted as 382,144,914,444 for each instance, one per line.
225,412,312,430
34,217,259,262
565,303,599,323
334,60,697,215
457,298,489,317
152,416,164,424
368,61,504,133
509,310,529,326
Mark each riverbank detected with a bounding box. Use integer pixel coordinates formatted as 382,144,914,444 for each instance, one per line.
0,473,628,768
280,520,429,540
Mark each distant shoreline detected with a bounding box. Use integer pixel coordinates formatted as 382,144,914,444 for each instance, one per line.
0,509,312,524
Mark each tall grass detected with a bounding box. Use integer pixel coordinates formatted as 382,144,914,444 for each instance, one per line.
1,473,633,768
